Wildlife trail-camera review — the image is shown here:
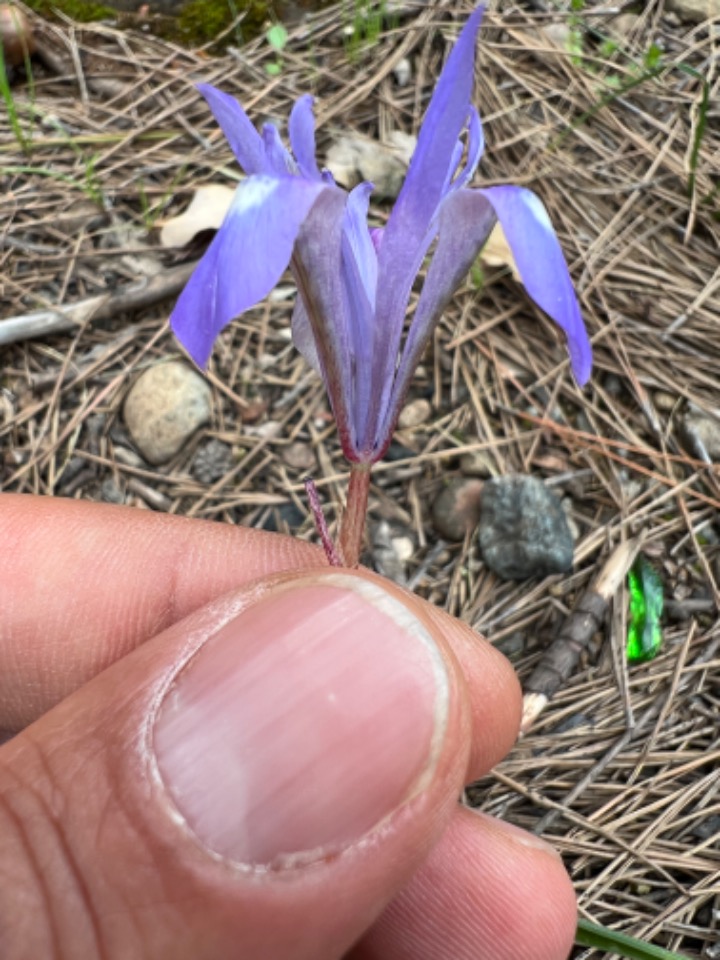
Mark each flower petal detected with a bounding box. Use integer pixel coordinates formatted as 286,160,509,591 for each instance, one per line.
382,188,495,442
342,182,377,310
262,123,296,176
292,189,357,458
370,8,485,445
384,7,484,247
341,183,377,451
449,107,484,194
289,95,321,180
479,184,592,384
290,296,321,375
171,175,325,367
197,83,266,175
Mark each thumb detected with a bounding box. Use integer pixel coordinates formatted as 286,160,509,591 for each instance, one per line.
0,569,471,960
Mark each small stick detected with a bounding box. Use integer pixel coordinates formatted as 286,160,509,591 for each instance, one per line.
520,539,639,735
0,261,197,347
304,476,341,567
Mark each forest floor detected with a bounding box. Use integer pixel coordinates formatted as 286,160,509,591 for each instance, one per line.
1,0,719,954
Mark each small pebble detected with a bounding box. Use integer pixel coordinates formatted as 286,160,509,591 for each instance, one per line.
261,501,305,533
282,441,316,472
397,398,432,430
495,631,525,659
112,445,145,469
246,420,282,440
101,477,124,505
666,0,720,24
678,410,720,461
654,390,678,412
431,478,483,542
610,13,640,36
386,441,417,462
123,361,212,466
392,536,414,564
602,373,624,397
393,56,412,86
479,475,574,580
192,439,233,484
0,4,35,68
370,520,409,585
240,398,268,423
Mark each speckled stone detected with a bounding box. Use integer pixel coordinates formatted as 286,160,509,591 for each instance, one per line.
479,475,574,580
123,361,212,465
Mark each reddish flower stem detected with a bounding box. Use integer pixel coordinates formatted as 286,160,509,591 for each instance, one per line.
338,462,371,569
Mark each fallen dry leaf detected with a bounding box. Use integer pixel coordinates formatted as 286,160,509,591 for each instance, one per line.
159,183,236,248
480,222,521,281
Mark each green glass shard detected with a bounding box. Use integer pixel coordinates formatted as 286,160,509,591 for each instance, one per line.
626,555,664,663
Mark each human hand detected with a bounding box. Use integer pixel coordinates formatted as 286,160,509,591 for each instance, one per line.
0,494,575,959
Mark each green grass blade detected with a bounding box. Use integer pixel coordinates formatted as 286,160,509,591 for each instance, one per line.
576,919,692,960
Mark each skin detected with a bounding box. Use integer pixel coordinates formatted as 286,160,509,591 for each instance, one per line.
0,493,577,959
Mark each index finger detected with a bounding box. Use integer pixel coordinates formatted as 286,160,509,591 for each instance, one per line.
0,493,323,728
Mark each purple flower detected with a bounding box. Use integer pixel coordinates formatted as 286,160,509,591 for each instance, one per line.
171,7,592,464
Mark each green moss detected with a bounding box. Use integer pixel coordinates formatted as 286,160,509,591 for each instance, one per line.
24,0,115,23
25,0,279,48
177,0,276,49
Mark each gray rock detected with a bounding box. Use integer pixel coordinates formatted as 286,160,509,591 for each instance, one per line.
495,631,525,659
479,475,574,580
123,361,212,465
431,478,483,542
192,439,232,484
101,477,124,504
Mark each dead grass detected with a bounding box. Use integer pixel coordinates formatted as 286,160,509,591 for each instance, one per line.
1,0,719,954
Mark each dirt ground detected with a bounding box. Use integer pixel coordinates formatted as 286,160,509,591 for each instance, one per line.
1,0,719,954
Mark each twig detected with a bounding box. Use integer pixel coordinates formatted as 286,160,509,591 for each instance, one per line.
0,261,197,346
521,540,639,734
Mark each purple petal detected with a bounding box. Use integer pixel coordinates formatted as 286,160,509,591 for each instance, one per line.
171,175,325,367
289,95,321,180
370,9,485,444
262,123,296,176
384,7,484,246
342,182,377,309
449,107,484,194
292,189,357,458
197,83,266,175
480,184,592,385
382,188,496,442
290,296,321,375
341,183,377,451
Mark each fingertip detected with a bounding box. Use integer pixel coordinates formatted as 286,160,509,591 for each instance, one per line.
357,805,577,960
423,608,522,779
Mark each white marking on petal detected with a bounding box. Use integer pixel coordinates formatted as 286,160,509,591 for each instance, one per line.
230,176,277,216
524,191,554,232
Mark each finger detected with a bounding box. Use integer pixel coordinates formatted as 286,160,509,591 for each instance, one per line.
0,496,521,782
352,806,577,960
0,493,322,727
0,569,474,960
